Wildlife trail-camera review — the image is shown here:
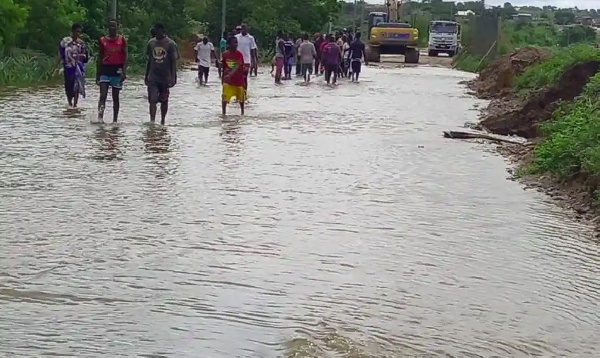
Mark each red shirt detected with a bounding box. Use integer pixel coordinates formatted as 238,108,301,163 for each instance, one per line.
222,50,245,87
99,35,126,65
319,41,329,54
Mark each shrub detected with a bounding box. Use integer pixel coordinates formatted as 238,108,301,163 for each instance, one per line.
514,43,600,93
532,73,600,179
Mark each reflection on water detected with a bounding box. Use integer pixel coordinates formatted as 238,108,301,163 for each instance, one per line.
142,124,171,154
0,67,599,357
91,124,123,161
220,120,243,152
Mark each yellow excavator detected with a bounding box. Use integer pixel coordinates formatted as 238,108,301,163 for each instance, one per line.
365,0,420,64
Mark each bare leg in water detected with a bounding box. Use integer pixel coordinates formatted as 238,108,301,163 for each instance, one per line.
160,102,168,125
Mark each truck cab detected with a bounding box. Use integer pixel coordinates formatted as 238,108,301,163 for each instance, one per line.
427,21,460,57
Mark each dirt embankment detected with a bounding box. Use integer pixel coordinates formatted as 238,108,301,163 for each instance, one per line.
468,47,552,99
466,47,600,232
482,60,600,138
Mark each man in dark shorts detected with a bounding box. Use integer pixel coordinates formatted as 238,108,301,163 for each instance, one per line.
349,32,368,82
322,35,341,85
194,36,216,85
97,19,127,123
145,23,177,124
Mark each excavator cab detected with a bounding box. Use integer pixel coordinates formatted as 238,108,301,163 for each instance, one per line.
368,12,388,34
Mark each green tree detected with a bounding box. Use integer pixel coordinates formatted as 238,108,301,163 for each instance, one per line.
559,25,597,46
554,9,576,25
0,0,28,50
14,0,86,55
204,0,340,50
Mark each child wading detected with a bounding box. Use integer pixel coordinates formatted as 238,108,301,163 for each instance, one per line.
221,36,245,115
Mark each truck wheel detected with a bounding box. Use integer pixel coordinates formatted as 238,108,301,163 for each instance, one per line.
448,51,456,58
428,50,438,57
405,48,420,64
366,46,380,63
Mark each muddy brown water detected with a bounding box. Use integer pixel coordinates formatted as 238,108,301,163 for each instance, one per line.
1,66,599,357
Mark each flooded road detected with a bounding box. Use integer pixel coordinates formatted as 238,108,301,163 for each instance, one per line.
1,66,599,357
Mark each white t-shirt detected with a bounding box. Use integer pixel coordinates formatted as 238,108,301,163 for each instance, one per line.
235,33,257,65
194,42,214,67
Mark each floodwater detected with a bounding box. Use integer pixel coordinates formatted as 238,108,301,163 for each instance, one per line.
1,66,599,358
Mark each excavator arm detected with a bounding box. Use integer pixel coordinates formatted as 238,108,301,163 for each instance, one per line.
386,0,402,23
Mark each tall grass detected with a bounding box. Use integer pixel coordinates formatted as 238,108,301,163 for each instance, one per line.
530,73,600,183
453,52,487,73
0,49,57,86
513,44,600,94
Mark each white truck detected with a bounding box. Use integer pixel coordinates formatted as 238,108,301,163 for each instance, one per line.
427,20,461,57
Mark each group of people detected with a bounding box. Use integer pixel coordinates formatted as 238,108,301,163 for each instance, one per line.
272,31,368,85
57,20,368,123
192,24,258,116
58,21,179,124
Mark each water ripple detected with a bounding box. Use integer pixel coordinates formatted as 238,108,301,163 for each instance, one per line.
0,66,599,357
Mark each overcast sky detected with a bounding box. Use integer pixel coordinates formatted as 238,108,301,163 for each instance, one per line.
363,1,597,10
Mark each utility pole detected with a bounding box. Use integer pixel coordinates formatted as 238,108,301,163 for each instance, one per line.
481,0,485,15
221,0,226,35
353,0,358,33
110,0,117,20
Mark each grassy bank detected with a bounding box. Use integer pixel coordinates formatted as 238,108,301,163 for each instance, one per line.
514,44,600,94
453,52,488,73
526,72,600,196
0,51,58,86
470,42,600,203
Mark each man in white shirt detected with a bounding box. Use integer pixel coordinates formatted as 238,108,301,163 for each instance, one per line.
194,36,216,85
235,24,258,97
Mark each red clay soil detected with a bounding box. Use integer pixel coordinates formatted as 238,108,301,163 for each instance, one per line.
480,60,600,138
468,47,552,99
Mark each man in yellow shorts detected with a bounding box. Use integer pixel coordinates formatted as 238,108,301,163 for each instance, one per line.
221,36,245,115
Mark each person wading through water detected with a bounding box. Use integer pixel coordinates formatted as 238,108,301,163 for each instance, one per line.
58,23,89,108
282,33,295,80
145,23,178,125
218,31,227,78
97,19,128,123
274,31,285,84
297,33,316,84
194,36,217,85
322,34,341,86
221,36,245,116
349,32,368,82
235,24,258,100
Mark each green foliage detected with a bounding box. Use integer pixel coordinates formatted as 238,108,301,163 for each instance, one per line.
453,52,487,73
502,21,558,48
0,0,28,48
558,25,597,47
514,44,600,93
0,0,340,86
204,0,340,50
15,0,87,56
0,49,57,85
531,73,600,180
553,10,576,25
